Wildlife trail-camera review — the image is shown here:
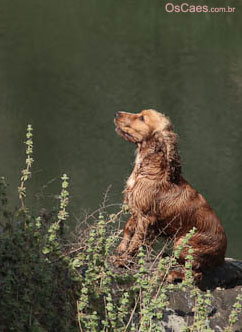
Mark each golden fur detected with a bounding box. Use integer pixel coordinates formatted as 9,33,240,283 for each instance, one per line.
113,109,227,281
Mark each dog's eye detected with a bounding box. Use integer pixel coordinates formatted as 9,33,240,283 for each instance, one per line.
139,115,145,121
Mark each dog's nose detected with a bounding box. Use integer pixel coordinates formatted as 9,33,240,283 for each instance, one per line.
115,112,121,119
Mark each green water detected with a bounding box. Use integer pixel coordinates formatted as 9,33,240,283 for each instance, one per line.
0,0,242,257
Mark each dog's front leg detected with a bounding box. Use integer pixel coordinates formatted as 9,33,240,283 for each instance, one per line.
117,215,137,255
112,214,151,267
125,214,149,256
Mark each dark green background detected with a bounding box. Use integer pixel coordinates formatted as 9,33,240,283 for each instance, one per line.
0,0,241,257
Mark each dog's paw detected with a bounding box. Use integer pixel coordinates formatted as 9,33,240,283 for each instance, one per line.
110,254,131,268
167,270,185,284
116,242,127,255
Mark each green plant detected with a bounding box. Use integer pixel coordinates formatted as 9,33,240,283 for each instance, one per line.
225,294,242,332
42,173,70,256
18,124,34,214
0,126,78,331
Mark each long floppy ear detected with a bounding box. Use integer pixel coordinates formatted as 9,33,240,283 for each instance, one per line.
154,124,181,183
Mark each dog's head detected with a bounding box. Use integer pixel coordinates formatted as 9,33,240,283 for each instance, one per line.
114,109,172,143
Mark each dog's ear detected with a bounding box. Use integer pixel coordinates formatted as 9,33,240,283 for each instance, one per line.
164,131,181,183
153,131,166,153
154,128,181,183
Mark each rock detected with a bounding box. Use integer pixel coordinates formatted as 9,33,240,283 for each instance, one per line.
164,258,242,331
201,258,242,290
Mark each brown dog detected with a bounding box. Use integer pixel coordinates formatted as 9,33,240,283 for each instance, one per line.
114,109,227,281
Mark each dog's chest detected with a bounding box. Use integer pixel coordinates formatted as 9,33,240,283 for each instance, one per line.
126,153,142,191
124,153,157,212
126,175,135,189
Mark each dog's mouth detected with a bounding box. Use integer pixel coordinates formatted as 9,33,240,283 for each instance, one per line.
115,126,136,143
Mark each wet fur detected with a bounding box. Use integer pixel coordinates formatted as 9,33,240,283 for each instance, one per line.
114,109,227,281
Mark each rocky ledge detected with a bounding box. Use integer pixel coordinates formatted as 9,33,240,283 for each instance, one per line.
163,258,242,332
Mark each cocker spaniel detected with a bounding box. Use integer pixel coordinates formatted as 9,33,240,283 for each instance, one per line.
113,109,227,282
